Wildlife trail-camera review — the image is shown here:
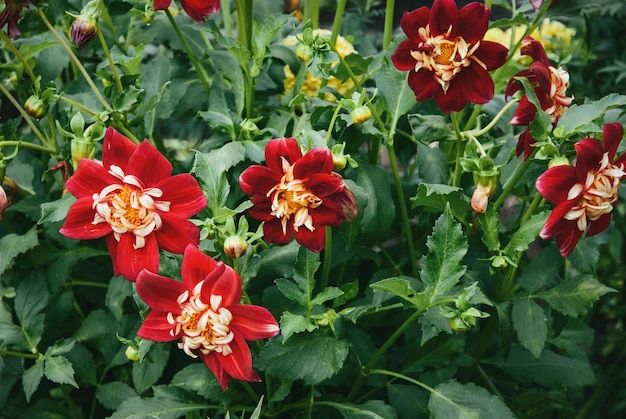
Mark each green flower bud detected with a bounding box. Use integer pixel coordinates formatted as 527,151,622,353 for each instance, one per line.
223,235,248,259
296,42,314,62
350,106,372,124
125,345,140,362
71,138,97,170
24,95,48,119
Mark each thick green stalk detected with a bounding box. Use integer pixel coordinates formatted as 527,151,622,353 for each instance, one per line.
382,0,395,49
0,350,40,359
450,111,465,187
96,26,124,94
320,226,333,290
221,0,233,37
330,0,347,45
164,9,212,95
492,158,530,210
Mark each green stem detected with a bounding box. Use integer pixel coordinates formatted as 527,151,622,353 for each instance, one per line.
330,0,347,45
37,8,112,112
382,0,396,49
320,226,333,290
70,280,109,288
450,112,465,187
164,9,212,95
325,104,342,144
0,140,54,154
369,368,437,393
307,0,320,29
347,308,424,401
59,385,83,419
492,157,530,210
465,97,520,138
221,0,233,37
56,96,98,116
0,349,40,359
0,30,39,91
97,26,124,94
240,381,260,404
0,84,52,149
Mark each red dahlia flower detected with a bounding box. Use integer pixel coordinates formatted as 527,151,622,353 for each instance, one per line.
0,0,29,38
536,123,626,257
239,138,357,252
60,127,207,281
136,245,280,390
390,0,508,113
153,0,219,22
505,37,572,160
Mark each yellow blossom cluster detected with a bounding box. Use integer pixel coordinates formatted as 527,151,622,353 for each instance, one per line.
282,29,357,102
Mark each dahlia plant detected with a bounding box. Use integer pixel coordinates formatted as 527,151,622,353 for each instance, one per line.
1,0,625,418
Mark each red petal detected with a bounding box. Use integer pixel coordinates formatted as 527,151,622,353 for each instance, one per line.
311,203,344,227
152,0,172,11
586,213,612,237
408,70,439,102
102,127,137,172
520,37,549,66
458,65,494,105
265,138,302,173
540,200,574,239
126,141,172,187
201,352,230,391
181,245,218,290
391,40,419,72
293,148,333,179
434,84,468,114
458,2,489,43
602,122,624,160
66,159,118,199
228,305,280,341
510,96,537,126
60,197,111,239
179,0,220,22
306,173,344,198
239,165,281,196
263,218,293,245
201,262,242,308
136,310,178,342
536,165,578,205
474,41,508,71
158,174,207,217
430,0,458,38
400,7,430,40
516,129,536,161
248,195,275,222
105,235,120,277
155,213,200,254
115,233,160,281
555,222,584,258
294,225,326,252
136,269,186,312
217,332,260,383
574,138,603,182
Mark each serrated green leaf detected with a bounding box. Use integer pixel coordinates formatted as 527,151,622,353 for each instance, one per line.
38,193,76,224
96,381,139,410
256,334,349,385
512,299,547,359
106,275,133,322
410,183,470,220
279,311,317,342
535,275,616,317
375,56,415,128
370,278,428,308
22,358,44,402
567,237,600,273
556,93,626,138
293,247,320,301
428,380,515,419
417,144,448,184
169,364,238,404
15,275,48,352
408,114,454,144
477,205,500,251
351,161,395,241
421,206,468,298
252,14,290,65
0,227,39,276
45,339,76,357
191,150,230,213
311,287,344,305
504,211,548,258
326,400,397,419
275,278,307,306
73,310,118,344
109,395,207,419
44,355,78,388
0,321,27,348
197,110,236,140
518,245,562,293
132,343,170,395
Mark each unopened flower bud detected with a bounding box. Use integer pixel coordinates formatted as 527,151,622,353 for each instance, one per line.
350,106,372,124
24,95,48,119
70,15,98,47
471,170,499,214
333,180,358,222
71,138,97,170
224,235,248,259
449,317,470,332
0,185,8,221
296,42,314,62
125,345,140,362
332,153,347,171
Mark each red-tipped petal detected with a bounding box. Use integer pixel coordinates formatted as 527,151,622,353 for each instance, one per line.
458,2,489,43
430,0,458,38
229,305,280,341
400,7,430,40
126,141,172,187
157,174,207,217
181,245,218,289
102,127,137,171
520,37,549,66
536,165,578,205
294,225,326,252
136,269,186,312
155,213,200,254
265,138,302,173
516,129,536,161
137,310,178,342
201,352,230,391
115,233,160,281
218,332,260,383
602,122,624,160
293,148,333,179
201,263,242,308
66,159,118,199
239,165,281,196
510,96,538,126
60,197,111,240
391,40,419,72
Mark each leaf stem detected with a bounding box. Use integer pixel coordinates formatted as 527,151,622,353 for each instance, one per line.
382,0,396,49
0,349,40,359
330,0,347,46
0,84,53,150
320,226,333,290
96,25,124,94
0,30,39,91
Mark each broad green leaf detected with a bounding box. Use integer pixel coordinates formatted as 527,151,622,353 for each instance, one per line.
351,161,395,242
19,41,58,59
251,14,290,67
96,381,139,410
0,227,39,276
170,364,239,404
293,247,320,302
106,275,133,322
556,93,626,138
45,339,75,357
65,343,97,386
208,49,245,116
279,311,317,342
44,355,78,388
15,274,48,352
428,380,515,419
197,110,236,140
477,205,500,251
109,395,207,419
74,310,118,344
421,206,468,298
38,193,76,224
388,384,429,419
408,114,454,144
191,150,230,213
567,237,600,274
132,343,170,395
411,183,470,221
311,287,344,305
518,245,562,293
275,278,307,306
504,211,548,258
536,275,616,317
375,56,415,128
417,145,448,184
22,358,44,402
512,299,547,359
0,321,27,348
256,334,350,385
497,344,595,388
326,400,397,419
370,277,429,308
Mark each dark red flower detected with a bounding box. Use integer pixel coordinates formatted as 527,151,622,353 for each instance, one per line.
0,0,29,38
239,138,357,252
136,245,280,391
390,0,508,113
60,127,207,281
505,37,572,160
536,123,626,257
530,0,557,11
153,0,219,22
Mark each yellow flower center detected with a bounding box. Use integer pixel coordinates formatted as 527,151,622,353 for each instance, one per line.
168,283,234,358
268,158,322,235
564,153,625,232
410,25,484,93
92,165,170,249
